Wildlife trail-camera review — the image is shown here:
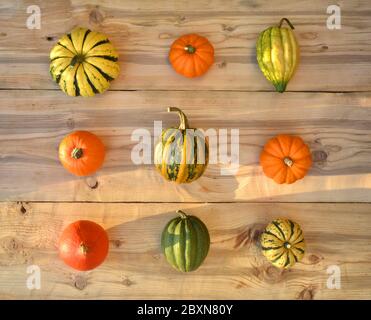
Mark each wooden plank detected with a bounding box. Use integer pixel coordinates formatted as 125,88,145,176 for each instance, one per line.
72,0,371,12
1,90,371,202
1,1,371,91
0,202,370,300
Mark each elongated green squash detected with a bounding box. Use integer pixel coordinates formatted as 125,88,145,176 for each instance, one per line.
161,210,210,272
256,18,299,93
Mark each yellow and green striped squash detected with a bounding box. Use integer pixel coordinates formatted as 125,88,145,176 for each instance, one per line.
260,218,305,269
154,107,209,183
256,18,299,93
49,27,120,97
161,210,210,272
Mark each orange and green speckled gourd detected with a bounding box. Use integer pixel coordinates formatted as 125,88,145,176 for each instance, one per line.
154,107,209,183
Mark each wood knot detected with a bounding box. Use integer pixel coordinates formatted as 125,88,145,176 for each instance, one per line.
46,36,55,41
235,280,248,289
312,150,328,162
218,61,227,68
1,237,20,251
0,237,32,264
0,32,6,37
234,224,265,249
308,254,322,265
20,205,27,214
222,24,236,32
122,276,135,287
322,45,329,50
264,265,287,283
113,239,123,248
16,201,30,215
66,118,75,129
89,6,104,25
251,262,287,284
0,237,28,256
297,286,315,300
265,265,280,277
73,275,87,290
17,202,30,215
175,15,186,25
85,177,99,189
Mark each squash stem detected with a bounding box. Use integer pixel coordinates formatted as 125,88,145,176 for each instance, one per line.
79,243,89,255
70,54,85,67
284,242,292,249
279,18,295,30
184,45,196,54
176,210,188,219
71,147,83,159
168,107,189,130
283,157,294,167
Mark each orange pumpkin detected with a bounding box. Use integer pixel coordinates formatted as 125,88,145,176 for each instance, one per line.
169,34,214,77
58,131,105,176
59,220,109,271
260,134,312,184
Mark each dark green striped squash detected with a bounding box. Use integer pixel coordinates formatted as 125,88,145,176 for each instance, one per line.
154,107,209,183
161,210,210,272
260,218,305,269
49,27,120,97
256,18,299,93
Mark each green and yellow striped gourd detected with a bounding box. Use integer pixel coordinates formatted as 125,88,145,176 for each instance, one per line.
49,27,120,97
161,210,210,272
260,218,305,269
154,107,209,183
256,18,299,93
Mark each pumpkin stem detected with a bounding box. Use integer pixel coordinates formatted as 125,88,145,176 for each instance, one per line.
279,18,295,30
70,54,85,67
283,157,294,167
176,210,188,219
79,243,89,255
284,242,292,249
184,44,196,54
167,107,189,130
71,147,83,159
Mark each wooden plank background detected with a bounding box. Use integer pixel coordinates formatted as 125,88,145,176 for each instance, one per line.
1,202,371,299
0,0,371,299
1,0,371,91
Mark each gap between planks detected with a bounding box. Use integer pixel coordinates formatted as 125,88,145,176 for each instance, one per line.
1,88,371,94
3,201,371,204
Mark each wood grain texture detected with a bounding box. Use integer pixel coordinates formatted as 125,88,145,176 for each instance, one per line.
1,0,371,91
1,0,371,301
0,202,370,300
1,90,371,202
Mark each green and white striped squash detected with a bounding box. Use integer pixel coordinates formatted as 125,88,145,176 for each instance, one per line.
49,27,120,97
161,210,210,272
260,218,305,269
154,107,209,183
256,18,299,93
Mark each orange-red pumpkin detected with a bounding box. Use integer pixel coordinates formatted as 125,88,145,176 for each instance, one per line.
58,131,105,176
169,34,214,77
260,134,312,184
59,220,109,271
